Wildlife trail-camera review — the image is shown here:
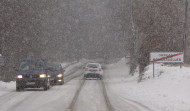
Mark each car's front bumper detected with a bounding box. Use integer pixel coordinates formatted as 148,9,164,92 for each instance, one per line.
16,78,47,88
55,77,64,83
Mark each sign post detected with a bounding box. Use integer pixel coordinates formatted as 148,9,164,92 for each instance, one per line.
153,62,155,78
150,52,184,78
0,54,4,67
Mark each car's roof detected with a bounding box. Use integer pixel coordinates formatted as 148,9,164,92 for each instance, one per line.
20,58,47,61
52,63,62,67
87,63,100,65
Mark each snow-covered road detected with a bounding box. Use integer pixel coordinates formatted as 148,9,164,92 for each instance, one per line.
4,59,186,111
74,80,108,111
0,76,112,111
0,65,151,111
0,62,154,111
2,77,82,111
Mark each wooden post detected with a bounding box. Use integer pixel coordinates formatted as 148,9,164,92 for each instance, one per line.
153,63,155,78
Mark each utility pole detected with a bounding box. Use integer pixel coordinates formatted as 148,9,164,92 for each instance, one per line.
183,0,188,63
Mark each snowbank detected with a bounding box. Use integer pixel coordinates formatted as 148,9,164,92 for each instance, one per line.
105,58,190,111
0,81,15,96
0,81,15,89
64,62,84,76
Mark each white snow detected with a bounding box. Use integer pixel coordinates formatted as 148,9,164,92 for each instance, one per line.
64,62,83,76
0,81,15,96
104,58,190,111
61,62,70,68
1,58,190,111
74,81,108,111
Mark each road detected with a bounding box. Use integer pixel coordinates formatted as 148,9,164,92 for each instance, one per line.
73,80,109,111
0,66,152,111
7,79,82,111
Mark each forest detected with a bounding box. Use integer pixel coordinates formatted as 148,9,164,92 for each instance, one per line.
0,0,189,81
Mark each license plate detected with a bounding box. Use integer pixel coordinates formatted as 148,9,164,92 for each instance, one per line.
26,82,35,85
90,71,96,72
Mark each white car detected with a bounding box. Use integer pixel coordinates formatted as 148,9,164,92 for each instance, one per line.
84,63,103,79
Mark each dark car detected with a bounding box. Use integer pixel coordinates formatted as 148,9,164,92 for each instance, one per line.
16,58,55,91
51,63,65,85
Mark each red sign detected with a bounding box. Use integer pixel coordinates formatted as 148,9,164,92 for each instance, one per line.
150,52,183,63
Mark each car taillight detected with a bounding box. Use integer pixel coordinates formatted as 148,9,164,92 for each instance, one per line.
85,68,88,71
99,68,102,71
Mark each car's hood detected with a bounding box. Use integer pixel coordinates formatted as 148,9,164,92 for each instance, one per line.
17,70,45,76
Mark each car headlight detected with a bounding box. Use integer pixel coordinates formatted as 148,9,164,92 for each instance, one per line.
17,75,23,79
57,74,63,78
40,74,46,78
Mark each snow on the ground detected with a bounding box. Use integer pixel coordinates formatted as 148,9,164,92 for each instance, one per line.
74,81,108,111
0,81,15,96
1,77,83,111
64,62,84,76
61,62,70,68
104,58,190,111
63,58,89,77
0,81,15,89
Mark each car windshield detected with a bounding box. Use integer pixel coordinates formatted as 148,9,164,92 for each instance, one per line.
87,64,98,68
19,60,44,71
55,65,62,71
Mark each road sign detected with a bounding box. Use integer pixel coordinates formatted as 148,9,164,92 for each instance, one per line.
150,52,184,63
150,52,184,78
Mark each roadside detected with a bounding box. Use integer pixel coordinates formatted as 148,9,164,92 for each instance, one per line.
104,58,190,111
0,81,15,96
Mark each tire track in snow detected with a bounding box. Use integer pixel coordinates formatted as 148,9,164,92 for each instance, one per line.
104,82,153,111
101,80,115,111
0,91,33,106
7,84,66,111
125,99,153,111
0,91,35,111
67,79,86,111
68,79,114,111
